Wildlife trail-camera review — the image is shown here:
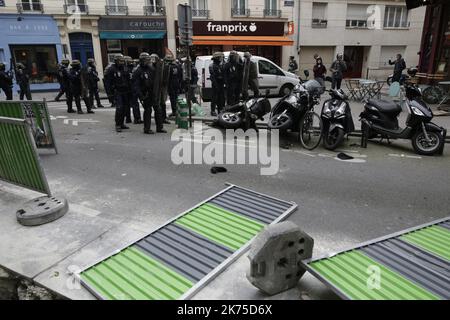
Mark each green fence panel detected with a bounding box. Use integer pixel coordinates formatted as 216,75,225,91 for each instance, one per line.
0,100,58,153
0,117,51,195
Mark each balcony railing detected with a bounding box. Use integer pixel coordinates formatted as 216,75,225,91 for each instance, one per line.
263,9,281,18
312,19,327,28
192,9,210,19
144,5,165,16
17,2,44,13
105,5,128,15
64,4,89,14
231,8,250,17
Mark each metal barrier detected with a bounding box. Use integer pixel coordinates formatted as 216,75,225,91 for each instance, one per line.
0,117,51,195
0,100,58,153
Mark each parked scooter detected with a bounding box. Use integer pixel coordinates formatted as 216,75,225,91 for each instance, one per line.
268,79,324,149
321,88,355,150
217,90,272,130
360,82,446,156
386,67,417,86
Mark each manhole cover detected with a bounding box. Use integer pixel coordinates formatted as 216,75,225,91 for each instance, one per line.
16,196,69,227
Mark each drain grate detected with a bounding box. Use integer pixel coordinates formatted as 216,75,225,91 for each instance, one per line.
78,185,297,300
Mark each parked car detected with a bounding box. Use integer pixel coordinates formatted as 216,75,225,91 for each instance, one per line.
196,52,300,102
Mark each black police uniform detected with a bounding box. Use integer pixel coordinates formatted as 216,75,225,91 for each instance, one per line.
16,67,32,100
59,65,75,112
128,63,142,124
68,65,93,114
224,57,243,106
133,63,163,133
209,60,225,114
0,66,13,100
104,63,130,130
85,64,103,109
167,61,182,116
55,64,68,101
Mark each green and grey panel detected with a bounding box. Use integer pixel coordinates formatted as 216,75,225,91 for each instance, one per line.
305,218,450,300
0,117,51,195
79,185,297,300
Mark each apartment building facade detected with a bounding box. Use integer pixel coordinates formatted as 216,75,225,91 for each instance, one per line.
297,0,426,79
0,0,297,91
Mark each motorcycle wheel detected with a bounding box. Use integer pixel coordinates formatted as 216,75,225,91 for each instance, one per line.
323,127,345,151
268,113,293,130
412,130,443,156
218,112,243,129
422,86,444,105
299,111,322,150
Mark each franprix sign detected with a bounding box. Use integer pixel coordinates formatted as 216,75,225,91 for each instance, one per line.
192,20,285,36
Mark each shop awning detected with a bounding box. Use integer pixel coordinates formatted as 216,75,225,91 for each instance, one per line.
99,31,166,40
192,36,294,46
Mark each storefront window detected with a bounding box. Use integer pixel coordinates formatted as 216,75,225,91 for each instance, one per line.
10,45,58,84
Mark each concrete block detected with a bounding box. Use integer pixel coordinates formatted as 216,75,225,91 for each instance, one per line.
246,221,314,296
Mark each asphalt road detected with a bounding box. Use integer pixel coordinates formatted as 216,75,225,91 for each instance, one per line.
31,95,448,300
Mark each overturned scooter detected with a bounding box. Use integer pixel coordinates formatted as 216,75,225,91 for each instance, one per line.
360,82,446,156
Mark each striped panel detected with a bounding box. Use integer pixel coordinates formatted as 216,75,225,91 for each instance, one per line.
401,226,450,261
175,203,265,251
362,239,450,299
0,101,25,118
309,251,439,300
134,224,233,282
209,187,293,224
80,247,193,300
440,221,450,231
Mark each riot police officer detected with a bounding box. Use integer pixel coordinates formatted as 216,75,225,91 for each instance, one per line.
128,58,143,124
242,52,259,100
15,63,32,101
55,59,70,102
104,54,131,132
0,62,13,100
166,55,182,119
133,52,164,134
68,60,93,114
85,58,104,109
224,51,243,106
209,52,225,116
156,54,171,126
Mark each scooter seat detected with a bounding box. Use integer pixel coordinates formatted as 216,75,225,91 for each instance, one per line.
367,99,402,114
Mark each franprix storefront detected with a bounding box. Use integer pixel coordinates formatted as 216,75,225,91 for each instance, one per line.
176,20,293,67
98,17,167,68
0,14,63,92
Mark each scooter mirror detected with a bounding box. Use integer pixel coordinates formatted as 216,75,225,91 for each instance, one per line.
304,70,310,78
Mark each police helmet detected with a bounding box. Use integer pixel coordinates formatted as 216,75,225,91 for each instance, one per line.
16,63,25,70
124,56,133,65
139,52,151,66
164,55,175,62
87,58,96,67
114,54,125,66
336,53,344,60
71,60,81,67
150,53,160,64
244,52,252,59
61,59,70,67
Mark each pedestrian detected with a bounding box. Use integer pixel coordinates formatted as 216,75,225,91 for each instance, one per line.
55,59,70,102
242,52,259,100
0,62,13,100
389,54,407,83
288,56,299,74
209,52,225,116
15,63,32,100
68,60,93,114
104,54,130,132
224,51,243,106
313,57,327,87
84,58,104,110
330,53,347,90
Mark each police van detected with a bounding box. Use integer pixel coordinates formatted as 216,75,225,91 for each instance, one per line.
195,52,300,101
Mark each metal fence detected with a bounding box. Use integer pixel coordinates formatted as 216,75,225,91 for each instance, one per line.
0,117,51,195
0,100,58,153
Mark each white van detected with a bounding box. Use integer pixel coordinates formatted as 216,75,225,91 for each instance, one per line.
196,52,300,102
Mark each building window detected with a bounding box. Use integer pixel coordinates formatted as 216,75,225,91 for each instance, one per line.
264,0,280,17
10,45,58,84
65,0,88,13
190,0,209,18
346,4,371,28
384,6,409,28
312,2,327,28
106,0,128,15
0,0,5,7
18,0,43,12
232,0,249,17
144,0,165,16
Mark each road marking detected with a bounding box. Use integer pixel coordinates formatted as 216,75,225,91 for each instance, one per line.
63,119,100,126
388,153,422,159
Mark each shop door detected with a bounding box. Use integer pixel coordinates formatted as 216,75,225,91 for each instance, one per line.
343,46,364,78
69,32,94,66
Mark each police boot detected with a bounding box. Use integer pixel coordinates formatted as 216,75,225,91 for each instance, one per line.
144,129,155,135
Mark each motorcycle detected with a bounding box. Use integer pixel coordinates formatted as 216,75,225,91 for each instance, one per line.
268,79,324,150
386,67,417,86
360,82,446,156
321,88,355,150
217,91,272,130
